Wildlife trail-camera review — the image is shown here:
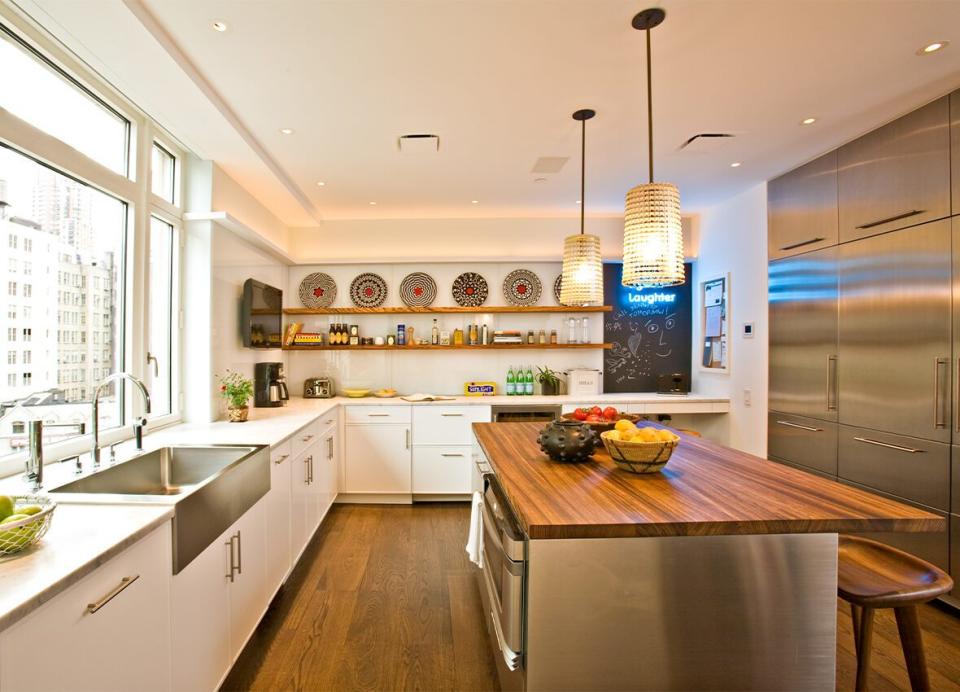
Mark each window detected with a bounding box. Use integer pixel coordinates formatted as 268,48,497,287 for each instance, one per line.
148,216,175,415
151,143,176,203
7,281,15,296
6,351,15,365
11,421,23,434
21,373,30,386
22,329,30,341
23,351,30,364
6,375,13,387
22,284,30,298
6,328,14,342
23,238,31,252
0,27,129,174
7,235,16,249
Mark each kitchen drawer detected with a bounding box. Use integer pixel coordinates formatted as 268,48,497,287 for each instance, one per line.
768,150,839,260
345,404,411,424
767,411,837,476
838,97,951,242
838,426,950,511
768,455,836,481
413,445,472,493
290,419,322,458
316,409,339,437
413,406,491,445
270,439,292,466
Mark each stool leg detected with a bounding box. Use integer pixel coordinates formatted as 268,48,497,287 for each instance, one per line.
894,606,929,692
855,607,875,691
851,602,862,651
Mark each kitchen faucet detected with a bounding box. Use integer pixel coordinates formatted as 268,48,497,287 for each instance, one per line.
23,420,43,491
91,372,151,470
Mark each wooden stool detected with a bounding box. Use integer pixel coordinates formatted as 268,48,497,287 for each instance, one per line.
838,535,953,691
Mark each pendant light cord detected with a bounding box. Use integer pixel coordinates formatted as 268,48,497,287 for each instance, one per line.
580,117,586,235
646,26,653,184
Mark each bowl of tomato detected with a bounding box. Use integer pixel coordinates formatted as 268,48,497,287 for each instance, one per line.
561,405,641,432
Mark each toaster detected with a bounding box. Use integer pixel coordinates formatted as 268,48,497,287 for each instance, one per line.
304,377,335,399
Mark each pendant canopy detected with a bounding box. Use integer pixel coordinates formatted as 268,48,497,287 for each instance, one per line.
560,109,603,306
622,8,685,289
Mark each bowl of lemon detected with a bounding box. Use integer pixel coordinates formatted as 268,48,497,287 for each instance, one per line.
0,495,56,556
600,420,680,474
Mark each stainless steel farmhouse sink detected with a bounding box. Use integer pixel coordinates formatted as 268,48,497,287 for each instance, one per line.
50,444,269,573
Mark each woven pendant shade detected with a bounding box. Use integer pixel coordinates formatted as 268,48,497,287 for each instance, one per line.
622,182,684,288
560,233,603,306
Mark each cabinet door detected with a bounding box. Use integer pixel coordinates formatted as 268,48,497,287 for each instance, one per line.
228,497,268,662
344,424,411,493
768,248,838,421
838,97,951,242
305,449,322,535
413,445,472,493
290,445,313,563
767,151,839,259
951,90,959,213
266,441,292,596
838,220,951,442
318,427,339,519
412,406,492,445
172,524,232,692
0,525,172,692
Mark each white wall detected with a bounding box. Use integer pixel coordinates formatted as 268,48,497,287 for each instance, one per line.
210,164,291,254
690,183,768,456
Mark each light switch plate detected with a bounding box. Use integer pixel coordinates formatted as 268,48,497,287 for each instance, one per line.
742,322,754,338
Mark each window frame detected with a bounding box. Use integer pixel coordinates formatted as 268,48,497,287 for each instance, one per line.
0,5,186,477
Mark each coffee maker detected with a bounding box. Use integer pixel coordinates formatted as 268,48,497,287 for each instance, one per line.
254,362,289,408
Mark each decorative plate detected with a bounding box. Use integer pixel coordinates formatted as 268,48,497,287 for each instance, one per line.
554,274,563,304
503,269,542,306
452,272,489,307
298,272,337,308
399,272,437,307
349,273,388,308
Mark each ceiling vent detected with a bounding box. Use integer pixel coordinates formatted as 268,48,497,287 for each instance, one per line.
678,133,735,153
531,157,569,174
398,133,440,153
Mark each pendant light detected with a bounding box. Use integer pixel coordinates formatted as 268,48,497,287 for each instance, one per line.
560,109,604,306
622,8,684,289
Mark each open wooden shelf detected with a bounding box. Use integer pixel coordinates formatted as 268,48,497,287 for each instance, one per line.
283,343,612,351
283,305,611,315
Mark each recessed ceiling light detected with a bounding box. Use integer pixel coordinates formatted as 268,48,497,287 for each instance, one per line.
279,128,294,135
918,40,948,55
316,181,325,187
212,20,227,32
369,201,377,205
730,162,742,168
801,117,817,126
471,200,479,204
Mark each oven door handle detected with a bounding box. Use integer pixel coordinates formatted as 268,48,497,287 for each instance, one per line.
490,608,522,671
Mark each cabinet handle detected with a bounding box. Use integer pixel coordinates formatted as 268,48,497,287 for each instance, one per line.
775,420,823,432
304,455,311,484
779,236,825,252
86,575,140,614
302,434,314,442
406,428,411,449
309,456,315,484
273,453,289,465
934,357,948,429
441,413,464,417
855,209,924,230
236,530,242,576
441,453,465,457
853,436,925,454
225,534,237,582
324,419,334,425
827,355,838,411
327,435,333,460
367,413,390,417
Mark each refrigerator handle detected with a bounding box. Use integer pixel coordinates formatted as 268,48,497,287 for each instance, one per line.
934,357,948,429
826,355,838,412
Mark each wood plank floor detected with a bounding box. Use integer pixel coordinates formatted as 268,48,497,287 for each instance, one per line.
223,503,960,692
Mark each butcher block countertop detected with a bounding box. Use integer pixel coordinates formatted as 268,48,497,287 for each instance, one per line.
472,422,945,540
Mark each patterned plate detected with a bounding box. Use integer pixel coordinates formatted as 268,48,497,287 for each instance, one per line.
451,272,489,307
554,274,563,304
349,272,388,308
399,272,437,307
503,269,542,306
298,272,337,308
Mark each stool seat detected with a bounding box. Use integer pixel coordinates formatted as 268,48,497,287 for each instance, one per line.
838,535,953,608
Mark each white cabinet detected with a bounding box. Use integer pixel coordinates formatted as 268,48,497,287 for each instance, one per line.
290,440,319,564
318,418,339,519
0,524,173,692
413,445,472,493
266,440,292,596
411,405,489,494
171,497,269,692
412,405,490,445
344,424,411,493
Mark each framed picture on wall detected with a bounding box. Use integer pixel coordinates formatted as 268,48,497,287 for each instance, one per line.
700,274,729,373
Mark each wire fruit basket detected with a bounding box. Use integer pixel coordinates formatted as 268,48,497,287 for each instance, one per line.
600,430,680,474
0,496,57,556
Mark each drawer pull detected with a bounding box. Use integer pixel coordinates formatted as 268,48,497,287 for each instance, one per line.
441,453,465,457
441,413,464,417
853,436,924,454
855,209,924,230
273,454,289,465
367,413,390,417
775,420,823,433
87,575,140,614
302,434,315,442
779,236,825,252
324,419,334,425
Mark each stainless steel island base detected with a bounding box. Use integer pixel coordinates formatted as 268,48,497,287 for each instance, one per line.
524,532,838,691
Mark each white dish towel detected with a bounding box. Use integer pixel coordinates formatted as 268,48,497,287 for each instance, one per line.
466,491,484,568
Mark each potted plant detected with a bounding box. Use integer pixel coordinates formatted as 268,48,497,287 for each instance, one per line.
536,366,563,396
218,370,254,422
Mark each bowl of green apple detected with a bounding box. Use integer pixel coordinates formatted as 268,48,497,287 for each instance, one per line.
0,495,56,556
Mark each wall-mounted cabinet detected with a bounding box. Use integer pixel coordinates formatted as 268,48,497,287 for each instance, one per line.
838,96,951,242
767,151,838,259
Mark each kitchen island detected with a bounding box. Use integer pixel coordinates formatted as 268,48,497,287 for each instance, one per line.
472,422,944,691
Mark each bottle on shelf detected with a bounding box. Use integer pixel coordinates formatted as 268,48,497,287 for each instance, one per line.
469,323,479,345
431,318,439,346
506,365,516,396
481,323,489,346
327,318,334,346
397,324,406,346
527,330,535,344
581,316,590,344
550,329,558,345
568,317,578,344
538,329,546,345
525,365,534,395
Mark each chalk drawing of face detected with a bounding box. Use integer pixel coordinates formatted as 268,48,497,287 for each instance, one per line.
644,318,673,359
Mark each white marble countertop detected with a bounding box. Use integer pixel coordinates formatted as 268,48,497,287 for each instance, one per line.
0,390,727,631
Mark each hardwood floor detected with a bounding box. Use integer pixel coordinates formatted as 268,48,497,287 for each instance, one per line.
223,503,960,692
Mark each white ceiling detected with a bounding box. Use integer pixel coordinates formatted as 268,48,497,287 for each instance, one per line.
15,0,960,226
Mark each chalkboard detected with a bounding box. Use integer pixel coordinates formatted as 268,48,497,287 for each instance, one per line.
603,262,692,392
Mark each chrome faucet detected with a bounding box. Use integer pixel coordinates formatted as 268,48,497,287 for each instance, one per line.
91,373,151,470
24,420,43,491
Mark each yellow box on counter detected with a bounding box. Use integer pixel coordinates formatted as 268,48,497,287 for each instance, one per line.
465,381,496,396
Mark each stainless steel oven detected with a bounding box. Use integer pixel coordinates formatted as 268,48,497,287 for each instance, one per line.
478,473,526,686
